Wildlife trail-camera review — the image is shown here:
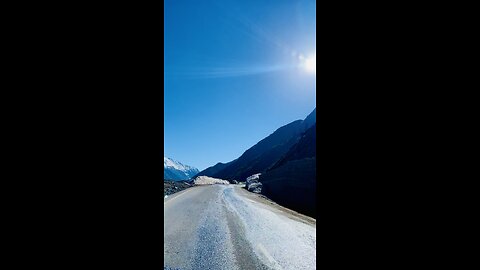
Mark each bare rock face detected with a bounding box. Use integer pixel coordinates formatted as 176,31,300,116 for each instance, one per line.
246,173,263,193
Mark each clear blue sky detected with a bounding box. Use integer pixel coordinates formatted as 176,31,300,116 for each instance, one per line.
164,0,316,171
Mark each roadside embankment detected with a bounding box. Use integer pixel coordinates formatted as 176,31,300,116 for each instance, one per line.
164,180,193,197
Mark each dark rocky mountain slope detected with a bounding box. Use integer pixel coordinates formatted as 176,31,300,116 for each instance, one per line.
260,123,317,218
193,161,232,178
196,108,316,182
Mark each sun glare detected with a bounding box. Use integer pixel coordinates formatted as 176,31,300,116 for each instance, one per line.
303,54,316,73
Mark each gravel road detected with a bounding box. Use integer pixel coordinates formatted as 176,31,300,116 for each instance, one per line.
164,185,316,270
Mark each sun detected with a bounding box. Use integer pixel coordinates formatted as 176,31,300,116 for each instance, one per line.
303,54,316,73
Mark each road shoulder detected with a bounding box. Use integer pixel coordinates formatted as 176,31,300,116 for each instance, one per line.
233,185,316,227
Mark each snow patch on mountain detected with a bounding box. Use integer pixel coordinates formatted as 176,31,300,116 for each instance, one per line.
164,157,195,171
164,157,199,181
193,176,229,185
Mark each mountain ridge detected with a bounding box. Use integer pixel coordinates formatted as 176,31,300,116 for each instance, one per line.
195,108,316,182
164,157,199,181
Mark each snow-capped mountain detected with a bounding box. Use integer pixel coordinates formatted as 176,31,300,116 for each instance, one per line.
164,157,199,181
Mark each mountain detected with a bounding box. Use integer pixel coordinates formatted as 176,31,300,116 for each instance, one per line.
164,157,199,181
270,123,316,171
260,123,316,218
196,108,316,182
195,108,317,217
194,161,233,178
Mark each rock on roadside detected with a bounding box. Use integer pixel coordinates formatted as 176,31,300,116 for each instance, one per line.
245,173,263,193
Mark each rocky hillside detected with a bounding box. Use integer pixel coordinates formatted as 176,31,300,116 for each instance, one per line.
194,108,317,218
196,108,316,182
164,180,193,197
260,123,316,218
